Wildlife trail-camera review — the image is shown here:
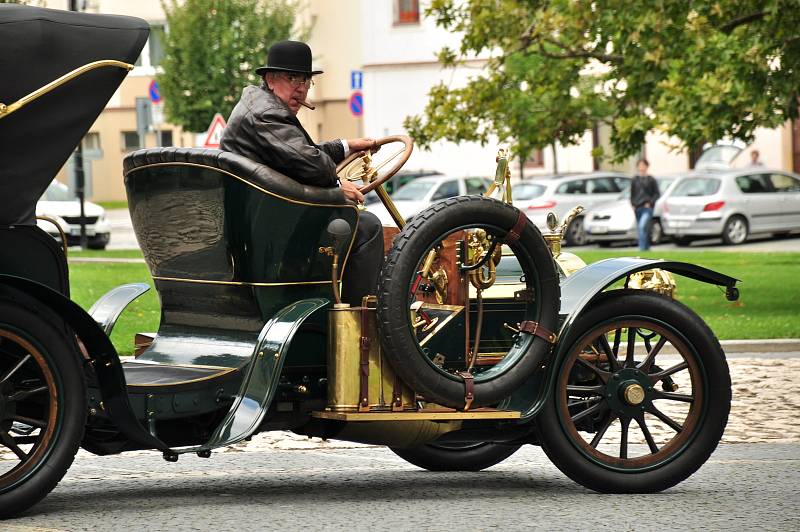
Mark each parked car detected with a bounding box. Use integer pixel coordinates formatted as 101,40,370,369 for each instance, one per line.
363,169,442,205
514,172,631,245
368,175,492,226
583,176,680,246
35,179,111,249
662,169,800,245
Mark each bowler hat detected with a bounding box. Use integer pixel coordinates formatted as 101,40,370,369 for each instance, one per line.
255,40,323,76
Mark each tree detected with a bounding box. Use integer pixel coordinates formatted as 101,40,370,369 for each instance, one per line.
158,0,305,133
406,1,800,161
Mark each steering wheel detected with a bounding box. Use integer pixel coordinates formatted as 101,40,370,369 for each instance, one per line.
336,135,413,194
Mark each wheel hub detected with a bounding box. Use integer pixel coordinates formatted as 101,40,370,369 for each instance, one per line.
604,368,652,415
622,383,646,405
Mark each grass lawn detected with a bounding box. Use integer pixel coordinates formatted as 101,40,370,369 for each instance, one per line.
67,250,800,355
95,200,128,210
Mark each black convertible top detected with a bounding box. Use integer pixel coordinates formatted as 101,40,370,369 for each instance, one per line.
0,5,149,225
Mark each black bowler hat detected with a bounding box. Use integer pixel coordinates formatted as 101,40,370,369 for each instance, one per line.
255,40,323,76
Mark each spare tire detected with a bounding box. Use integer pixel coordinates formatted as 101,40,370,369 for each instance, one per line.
377,196,559,409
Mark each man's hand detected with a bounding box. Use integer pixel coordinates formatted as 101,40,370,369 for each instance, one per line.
348,137,379,153
340,179,364,204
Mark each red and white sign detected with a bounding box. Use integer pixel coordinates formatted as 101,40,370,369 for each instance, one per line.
202,113,227,149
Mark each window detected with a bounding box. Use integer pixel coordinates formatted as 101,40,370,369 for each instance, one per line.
431,180,459,200
82,132,101,153
465,178,489,195
514,183,546,200
614,177,632,191
673,177,721,197
523,149,545,168
395,0,420,24
159,130,174,147
735,174,771,194
770,173,800,192
556,179,586,194
122,131,141,152
587,177,618,194
133,23,166,73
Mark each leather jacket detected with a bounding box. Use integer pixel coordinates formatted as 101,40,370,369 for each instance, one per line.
220,84,344,188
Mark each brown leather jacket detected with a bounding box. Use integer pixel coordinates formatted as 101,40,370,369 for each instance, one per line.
220,84,344,188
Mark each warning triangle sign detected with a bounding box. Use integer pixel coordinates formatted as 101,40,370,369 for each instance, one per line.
202,113,227,148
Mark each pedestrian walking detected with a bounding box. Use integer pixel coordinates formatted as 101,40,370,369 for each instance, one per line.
630,158,660,251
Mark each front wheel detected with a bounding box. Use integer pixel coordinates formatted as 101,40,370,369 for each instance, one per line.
392,441,522,472
535,290,730,493
564,217,587,246
722,215,748,245
0,288,87,518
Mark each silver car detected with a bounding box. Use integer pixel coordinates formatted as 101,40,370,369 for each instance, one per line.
583,176,679,246
662,169,800,245
514,172,631,245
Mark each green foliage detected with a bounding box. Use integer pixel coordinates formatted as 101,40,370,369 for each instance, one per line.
158,0,305,132
409,1,800,161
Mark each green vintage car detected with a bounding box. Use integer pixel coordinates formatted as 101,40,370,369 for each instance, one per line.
0,5,740,518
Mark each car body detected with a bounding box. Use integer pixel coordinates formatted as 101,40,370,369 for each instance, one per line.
662,168,800,245
513,172,631,245
368,174,492,226
35,180,111,249
583,176,680,246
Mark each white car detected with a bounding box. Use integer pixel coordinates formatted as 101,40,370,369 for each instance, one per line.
36,180,111,249
583,176,680,246
368,175,493,227
513,172,631,245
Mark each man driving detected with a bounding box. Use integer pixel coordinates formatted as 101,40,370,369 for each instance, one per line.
221,40,383,306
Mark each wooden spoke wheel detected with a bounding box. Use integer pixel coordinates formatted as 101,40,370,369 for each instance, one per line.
536,290,730,493
0,290,86,518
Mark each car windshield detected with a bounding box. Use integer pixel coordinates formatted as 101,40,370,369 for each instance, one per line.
514,183,546,200
392,181,436,201
671,177,721,197
41,181,75,201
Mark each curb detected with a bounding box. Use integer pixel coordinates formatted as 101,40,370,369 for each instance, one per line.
720,339,800,353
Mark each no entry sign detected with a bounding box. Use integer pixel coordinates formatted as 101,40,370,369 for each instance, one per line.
349,91,363,117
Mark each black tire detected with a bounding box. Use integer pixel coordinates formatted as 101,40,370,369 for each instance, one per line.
535,290,730,493
721,215,748,245
87,233,110,250
0,287,87,518
674,236,693,247
377,196,560,409
392,441,522,472
649,219,664,245
564,217,587,246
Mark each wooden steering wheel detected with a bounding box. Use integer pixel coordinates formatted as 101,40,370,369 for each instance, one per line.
336,135,414,194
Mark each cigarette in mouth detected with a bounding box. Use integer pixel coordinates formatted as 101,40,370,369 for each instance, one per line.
299,100,316,110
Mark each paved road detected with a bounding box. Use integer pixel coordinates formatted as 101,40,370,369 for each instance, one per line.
6,443,798,531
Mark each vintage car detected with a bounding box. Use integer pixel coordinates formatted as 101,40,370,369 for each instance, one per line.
1,5,740,518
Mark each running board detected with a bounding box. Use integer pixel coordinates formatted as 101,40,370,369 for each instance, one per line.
311,408,521,421
166,298,329,458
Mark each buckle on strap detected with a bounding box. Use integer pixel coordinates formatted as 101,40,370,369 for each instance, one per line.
519,320,557,344
456,371,475,411
503,212,528,245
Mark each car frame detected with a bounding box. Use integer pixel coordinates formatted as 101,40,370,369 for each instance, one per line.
662,168,800,245
0,5,742,517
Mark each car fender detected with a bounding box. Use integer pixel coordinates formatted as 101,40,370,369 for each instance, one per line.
513,257,739,420
0,274,171,452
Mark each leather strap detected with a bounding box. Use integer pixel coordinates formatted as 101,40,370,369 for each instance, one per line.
456,371,475,411
519,320,557,344
359,306,371,412
503,212,528,245
391,373,404,411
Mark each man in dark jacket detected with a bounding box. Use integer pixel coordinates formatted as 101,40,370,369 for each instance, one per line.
629,158,660,251
221,40,383,306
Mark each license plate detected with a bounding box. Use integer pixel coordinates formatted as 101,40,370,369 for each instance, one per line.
591,226,608,234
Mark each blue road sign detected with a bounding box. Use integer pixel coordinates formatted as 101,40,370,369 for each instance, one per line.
148,80,162,103
350,70,363,91
349,91,363,117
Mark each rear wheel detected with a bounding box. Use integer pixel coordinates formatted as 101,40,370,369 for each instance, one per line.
564,217,587,246
674,236,693,247
0,289,86,518
649,219,664,245
392,441,522,472
721,215,748,245
535,290,730,493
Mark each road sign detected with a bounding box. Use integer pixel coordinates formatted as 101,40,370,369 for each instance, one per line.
350,70,363,91
148,80,162,103
135,97,152,138
202,113,227,148
349,91,363,117
151,102,164,128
